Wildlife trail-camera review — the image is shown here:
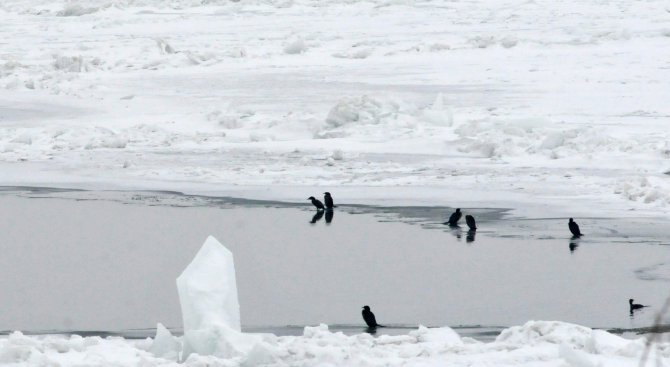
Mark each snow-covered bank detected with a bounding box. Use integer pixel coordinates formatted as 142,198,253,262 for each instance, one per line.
1,321,667,366
1,0,669,216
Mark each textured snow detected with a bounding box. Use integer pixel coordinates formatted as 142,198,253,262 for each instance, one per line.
149,323,180,361
0,0,668,216
0,321,667,366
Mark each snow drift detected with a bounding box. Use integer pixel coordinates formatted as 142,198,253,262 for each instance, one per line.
1,0,669,216
0,321,667,366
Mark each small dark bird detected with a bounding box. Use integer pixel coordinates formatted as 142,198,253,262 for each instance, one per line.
362,305,382,328
445,208,462,226
308,196,325,210
568,218,582,237
629,299,647,312
324,192,337,209
465,215,476,230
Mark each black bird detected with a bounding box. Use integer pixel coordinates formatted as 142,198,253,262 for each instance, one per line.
310,210,324,223
324,192,337,209
465,215,476,230
568,218,582,237
362,305,383,328
308,196,325,210
445,208,462,226
629,299,647,312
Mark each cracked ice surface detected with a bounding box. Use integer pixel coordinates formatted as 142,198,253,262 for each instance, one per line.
0,0,669,217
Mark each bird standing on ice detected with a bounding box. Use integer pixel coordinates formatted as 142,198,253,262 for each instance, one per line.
445,208,462,226
362,305,383,328
308,196,325,210
568,218,582,237
465,215,477,230
324,192,337,209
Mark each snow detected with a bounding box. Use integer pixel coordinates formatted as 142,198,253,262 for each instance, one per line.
149,323,180,361
0,0,667,217
0,2,667,364
0,321,667,366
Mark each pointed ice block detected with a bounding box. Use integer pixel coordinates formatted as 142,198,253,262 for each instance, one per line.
177,236,264,360
150,323,180,360
177,236,241,333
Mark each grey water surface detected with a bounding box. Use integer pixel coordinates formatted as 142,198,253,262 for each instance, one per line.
0,187,668,341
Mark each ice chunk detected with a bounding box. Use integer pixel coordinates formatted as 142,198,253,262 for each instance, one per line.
177,236,260,359
177,236,241,333
284,39,307,55
421,93,453,126
410,325,462,346
149,323,180,360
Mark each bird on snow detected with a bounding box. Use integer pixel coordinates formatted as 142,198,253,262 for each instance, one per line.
324,192,337,209
308,196,325,210
465,215,477,231
362,305,383,328
629,299,648,313
568,218,582,237
445,208,462,226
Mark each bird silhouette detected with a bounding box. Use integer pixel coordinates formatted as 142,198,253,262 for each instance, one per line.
445,208,462,226
308,196,325,210
362,305,383,328
465,215,476,230
568,218,582,237
324,192,337,209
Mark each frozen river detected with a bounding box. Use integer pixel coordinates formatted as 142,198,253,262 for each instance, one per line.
0,187,667,340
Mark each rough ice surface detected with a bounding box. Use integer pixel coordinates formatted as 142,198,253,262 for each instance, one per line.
1,0,668,365
177,236,262,359
0,321,668,366
0,0,669,217
149,323,180,361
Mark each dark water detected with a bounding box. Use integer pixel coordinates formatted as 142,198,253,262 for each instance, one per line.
0,187,668,341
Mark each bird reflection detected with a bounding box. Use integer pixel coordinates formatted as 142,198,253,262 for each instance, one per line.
449,226,462,240
310,210,324,224
569,240,579,253
466,229,476,243
325,209,334,224
365,326,378,335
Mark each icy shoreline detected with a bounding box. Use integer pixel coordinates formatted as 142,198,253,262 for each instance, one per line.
1,321,666,366
1,0,670,218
